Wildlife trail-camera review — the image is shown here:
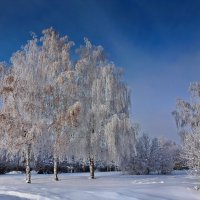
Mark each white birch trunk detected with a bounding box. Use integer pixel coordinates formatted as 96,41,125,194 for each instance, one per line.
25,144,31,183
89,158,95,179
54,158,59,181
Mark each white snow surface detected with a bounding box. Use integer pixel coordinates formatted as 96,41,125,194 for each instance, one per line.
0,171,200,200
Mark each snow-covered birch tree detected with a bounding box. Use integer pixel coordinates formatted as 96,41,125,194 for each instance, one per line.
173,83,200,171
0,37,43,183
35,28,81,181
74,39,136,178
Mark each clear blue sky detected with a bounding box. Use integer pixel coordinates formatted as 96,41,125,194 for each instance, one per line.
1,0,200,141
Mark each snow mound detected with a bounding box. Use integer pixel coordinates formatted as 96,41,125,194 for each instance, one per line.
85,191,138,200
0,190,51,200
6,171,23,175
132,178,164,185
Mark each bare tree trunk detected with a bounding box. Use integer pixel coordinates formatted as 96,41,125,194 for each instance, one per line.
54,158,59,181
25,144,31,183
89,158,95,179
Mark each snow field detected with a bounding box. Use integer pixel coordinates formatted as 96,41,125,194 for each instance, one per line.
0,172,199,200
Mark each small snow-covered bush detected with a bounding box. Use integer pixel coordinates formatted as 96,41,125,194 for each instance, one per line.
129,134,179,175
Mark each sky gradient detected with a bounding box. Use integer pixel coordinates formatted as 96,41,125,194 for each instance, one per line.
1,0,200,141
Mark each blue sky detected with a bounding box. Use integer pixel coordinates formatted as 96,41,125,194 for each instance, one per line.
1,0,200,141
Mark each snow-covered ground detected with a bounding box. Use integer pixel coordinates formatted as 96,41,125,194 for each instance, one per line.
0,171,200,200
